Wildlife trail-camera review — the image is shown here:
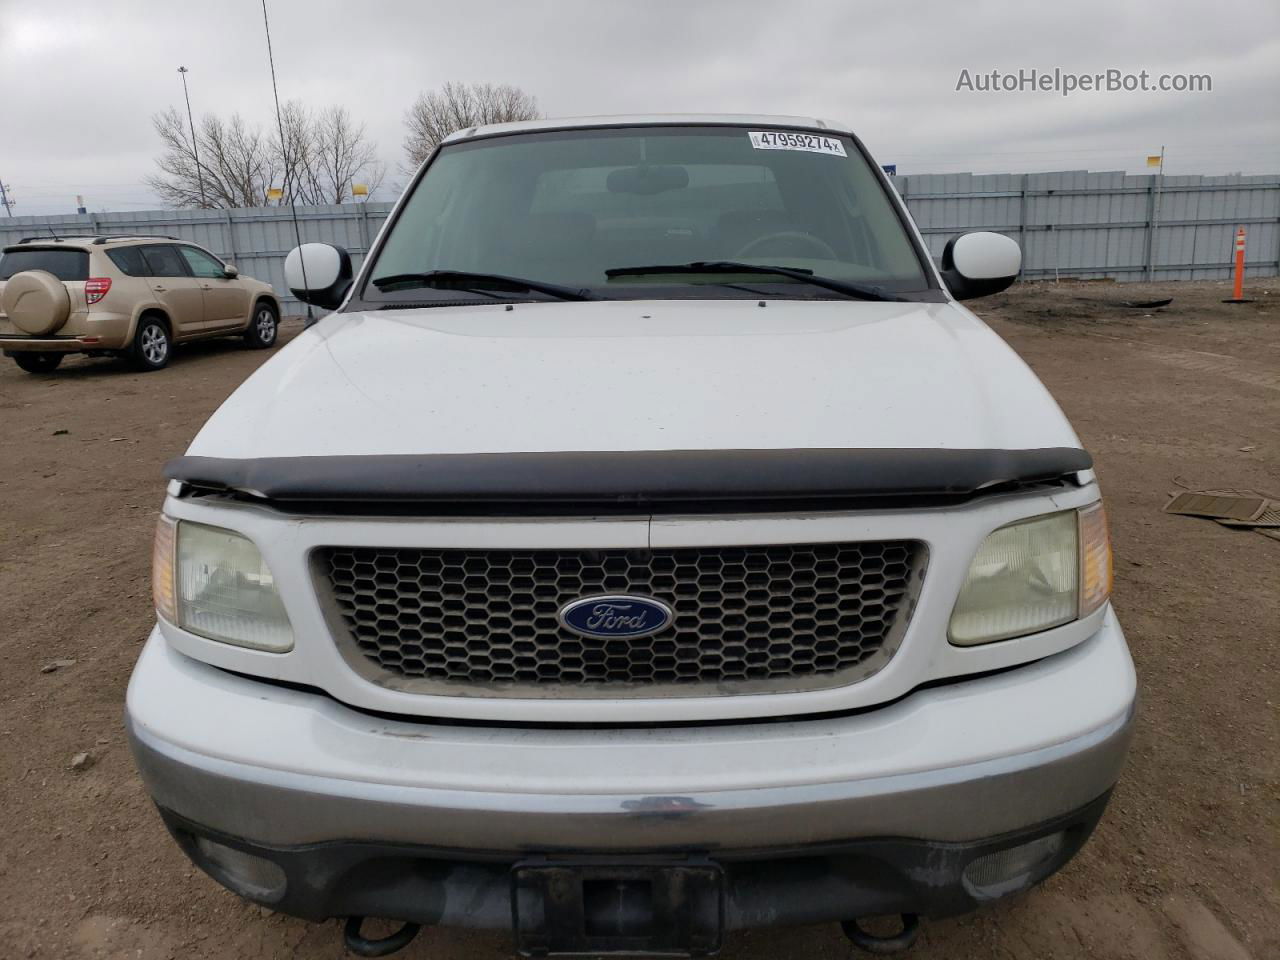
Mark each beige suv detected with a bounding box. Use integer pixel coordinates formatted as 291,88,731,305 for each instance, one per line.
0,235,282,373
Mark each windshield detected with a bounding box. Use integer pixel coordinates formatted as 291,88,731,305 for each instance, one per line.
365,126,933,302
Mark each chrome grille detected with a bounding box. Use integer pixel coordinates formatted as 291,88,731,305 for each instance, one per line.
315,542,926,696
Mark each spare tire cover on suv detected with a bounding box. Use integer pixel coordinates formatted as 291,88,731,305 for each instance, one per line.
3,270,72,335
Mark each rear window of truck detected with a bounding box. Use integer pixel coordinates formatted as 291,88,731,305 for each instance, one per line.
0,248,90,281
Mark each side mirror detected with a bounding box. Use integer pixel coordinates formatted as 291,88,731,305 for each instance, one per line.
223,264,239,279
940,232,1021,300
284,242,353,310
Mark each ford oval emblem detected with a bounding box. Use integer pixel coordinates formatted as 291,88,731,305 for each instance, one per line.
558,594,674,640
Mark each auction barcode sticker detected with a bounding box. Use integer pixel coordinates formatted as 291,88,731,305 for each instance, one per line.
748,130,847,157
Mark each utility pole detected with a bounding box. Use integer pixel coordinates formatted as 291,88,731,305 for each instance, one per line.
178,66,208,207
0,178,13,217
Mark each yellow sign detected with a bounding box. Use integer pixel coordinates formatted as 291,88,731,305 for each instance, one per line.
266,187,283,201
352,183,369,197
1146,155,1162,168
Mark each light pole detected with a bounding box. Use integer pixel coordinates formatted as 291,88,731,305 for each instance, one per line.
177,66,208,207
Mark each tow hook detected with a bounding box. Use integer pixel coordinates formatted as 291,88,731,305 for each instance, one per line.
841,914,921,954
343,917,422,957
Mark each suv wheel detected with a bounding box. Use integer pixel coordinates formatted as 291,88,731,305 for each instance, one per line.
245,302,279,349
13,352,64,374
131,317,171,371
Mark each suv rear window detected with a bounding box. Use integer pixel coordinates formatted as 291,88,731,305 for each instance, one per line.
107,246,148,277
0,248,90,281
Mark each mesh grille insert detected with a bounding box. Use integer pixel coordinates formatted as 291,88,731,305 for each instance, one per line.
316,542,926,696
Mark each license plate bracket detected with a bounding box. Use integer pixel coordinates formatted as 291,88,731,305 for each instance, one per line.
511,858,724,957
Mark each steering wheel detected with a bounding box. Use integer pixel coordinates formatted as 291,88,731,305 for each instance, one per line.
734,231,839,261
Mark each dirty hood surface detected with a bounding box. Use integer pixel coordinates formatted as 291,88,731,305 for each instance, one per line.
185,298,1081,459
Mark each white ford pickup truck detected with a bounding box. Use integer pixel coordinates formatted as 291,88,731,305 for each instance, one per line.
127,115,1135,957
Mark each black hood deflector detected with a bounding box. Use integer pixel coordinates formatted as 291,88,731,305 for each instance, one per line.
165,447,1092,508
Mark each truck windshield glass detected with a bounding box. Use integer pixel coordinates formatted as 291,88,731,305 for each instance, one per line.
367,127,932,301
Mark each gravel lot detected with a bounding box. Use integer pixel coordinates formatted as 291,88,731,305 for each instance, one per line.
1,280,1276,960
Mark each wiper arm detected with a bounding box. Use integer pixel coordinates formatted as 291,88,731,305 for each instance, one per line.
605,261,903,301
372,270,594,302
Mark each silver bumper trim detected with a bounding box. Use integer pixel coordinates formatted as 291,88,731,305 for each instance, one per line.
127,692,1134,852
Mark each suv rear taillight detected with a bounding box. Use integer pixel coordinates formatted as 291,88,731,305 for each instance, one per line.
85,277,112,304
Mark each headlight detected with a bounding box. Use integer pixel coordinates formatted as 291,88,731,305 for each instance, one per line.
949,503,1111,646
152,516,293,652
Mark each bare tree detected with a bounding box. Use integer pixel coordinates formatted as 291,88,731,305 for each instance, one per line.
146,103,385,209
145,108,279,208
274,99,313,206
403,82,540,168
295,105,386,204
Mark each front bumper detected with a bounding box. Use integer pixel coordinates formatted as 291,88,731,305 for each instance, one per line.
126,609,1135,931
156,793,1112,934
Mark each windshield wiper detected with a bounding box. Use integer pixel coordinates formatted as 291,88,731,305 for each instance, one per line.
604,261,904,302
372,270,594,302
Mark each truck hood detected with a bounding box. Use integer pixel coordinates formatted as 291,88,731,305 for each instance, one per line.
185,299,1080,459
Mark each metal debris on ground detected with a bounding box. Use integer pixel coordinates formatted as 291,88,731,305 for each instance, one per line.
1164,490,1280,539
1071,296,1173,309
1164,492,1267,521
1216,505,1280,528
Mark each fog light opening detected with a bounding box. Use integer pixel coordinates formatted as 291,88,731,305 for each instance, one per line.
962,831,1065,900
194,836,287,902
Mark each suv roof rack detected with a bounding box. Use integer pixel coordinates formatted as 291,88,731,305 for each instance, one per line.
90,235,182,244
11,234,182,245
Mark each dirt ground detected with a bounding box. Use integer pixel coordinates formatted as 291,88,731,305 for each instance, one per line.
0,279,1276,960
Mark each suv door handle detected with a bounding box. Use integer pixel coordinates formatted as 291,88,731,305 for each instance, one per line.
152,284,167,292
200,284,213,290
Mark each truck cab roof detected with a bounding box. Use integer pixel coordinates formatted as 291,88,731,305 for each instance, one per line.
442,113,853,144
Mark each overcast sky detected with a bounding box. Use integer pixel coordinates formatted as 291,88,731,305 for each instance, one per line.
2,0,1277,215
